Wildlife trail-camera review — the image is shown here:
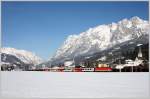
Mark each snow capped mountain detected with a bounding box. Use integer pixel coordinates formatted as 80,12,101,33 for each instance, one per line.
1,47,42,65
52,16,149,62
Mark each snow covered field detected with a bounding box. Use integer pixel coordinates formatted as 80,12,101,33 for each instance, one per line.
1,72,149,98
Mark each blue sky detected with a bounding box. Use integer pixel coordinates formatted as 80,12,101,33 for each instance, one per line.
2,1,149,60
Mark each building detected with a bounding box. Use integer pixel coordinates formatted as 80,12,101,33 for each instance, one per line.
115,44,144,72
98,64,109,68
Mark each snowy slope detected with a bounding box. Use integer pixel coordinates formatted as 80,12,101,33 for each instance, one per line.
1,47,42,65
53,16,149,61
1,72,149,98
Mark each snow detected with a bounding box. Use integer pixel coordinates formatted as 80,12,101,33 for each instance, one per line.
97,56,107,61
0,62,10,65
53,16,149,61
110,22,117,31
115,65,124,69
1,72,149,98
1,47,42,65
64,61,74,67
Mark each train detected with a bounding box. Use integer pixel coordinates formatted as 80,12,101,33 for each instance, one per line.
34,67,112,72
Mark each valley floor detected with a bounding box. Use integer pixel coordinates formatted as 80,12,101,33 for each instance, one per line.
0,72,149,98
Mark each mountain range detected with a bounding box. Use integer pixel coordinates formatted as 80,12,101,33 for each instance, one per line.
49,16,149,65
1,47,42,70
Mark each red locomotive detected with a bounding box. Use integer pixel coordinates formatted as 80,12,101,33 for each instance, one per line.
94,67,112,72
